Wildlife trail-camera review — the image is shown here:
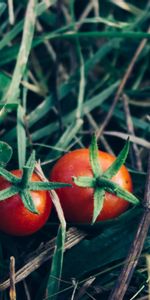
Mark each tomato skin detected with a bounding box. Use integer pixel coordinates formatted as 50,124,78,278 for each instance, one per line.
50,149,133,223
0,170,52,236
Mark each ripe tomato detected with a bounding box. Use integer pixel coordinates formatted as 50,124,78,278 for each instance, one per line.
0,170,52,236
50,149,133,223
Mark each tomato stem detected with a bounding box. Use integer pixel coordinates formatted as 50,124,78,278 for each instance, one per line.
20,166,33,189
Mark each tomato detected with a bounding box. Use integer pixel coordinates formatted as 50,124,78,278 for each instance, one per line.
50,149,133,223
0,170,52,236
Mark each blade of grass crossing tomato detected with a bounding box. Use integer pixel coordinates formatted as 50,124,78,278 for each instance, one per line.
103,138,130,179
17,105,26,169
0,142,13,166
20,190,38,214
92,188,105,224
89,135,103,178
47,225,66,300
0,186,18,201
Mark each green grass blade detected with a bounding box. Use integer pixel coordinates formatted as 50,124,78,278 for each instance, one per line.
4,0,38,105
36,0,57,16
70,0,85,120
76,44,85,120
47,225,66,300
17,105,26,169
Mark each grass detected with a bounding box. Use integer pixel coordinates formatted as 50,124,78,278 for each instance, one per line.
0,0,150,299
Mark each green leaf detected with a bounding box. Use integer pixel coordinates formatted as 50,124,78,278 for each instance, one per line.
0,142,13,166
92,188,105,224
20,190,38,214
0,167,20,184
98,178,140,205
106,184,140,205
0,186,18,201
103,138,130,179
73,176,96,188
17,105,26,169
29,181,72,191
89,135,103,178
47,226,66,300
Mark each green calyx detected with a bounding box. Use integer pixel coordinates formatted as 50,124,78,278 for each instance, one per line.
73,135,140,224
0,151,71,214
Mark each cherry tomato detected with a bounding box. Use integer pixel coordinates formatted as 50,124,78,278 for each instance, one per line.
0,170,52,236
50,149,133,223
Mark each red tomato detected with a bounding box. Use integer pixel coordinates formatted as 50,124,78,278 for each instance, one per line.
50,149,133,223
0,170,52,236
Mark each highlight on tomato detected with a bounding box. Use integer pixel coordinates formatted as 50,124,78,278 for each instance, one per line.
50,136,139,224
